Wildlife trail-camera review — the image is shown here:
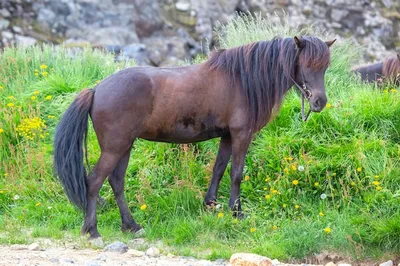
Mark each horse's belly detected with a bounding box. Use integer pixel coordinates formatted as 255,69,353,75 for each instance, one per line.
139,126,230,143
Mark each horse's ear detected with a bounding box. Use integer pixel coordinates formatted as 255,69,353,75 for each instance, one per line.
294,36,305,49
325,39,336,48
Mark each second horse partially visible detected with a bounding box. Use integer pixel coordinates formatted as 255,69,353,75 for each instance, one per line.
53,36,336,241
353,54,400,85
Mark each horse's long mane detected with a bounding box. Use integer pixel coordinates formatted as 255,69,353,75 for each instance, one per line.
206,36,331,131
382,56,400,83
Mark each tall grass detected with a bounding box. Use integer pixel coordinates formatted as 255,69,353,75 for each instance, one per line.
0,14,399,262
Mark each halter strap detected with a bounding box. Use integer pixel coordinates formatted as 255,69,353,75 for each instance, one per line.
290,56,312,121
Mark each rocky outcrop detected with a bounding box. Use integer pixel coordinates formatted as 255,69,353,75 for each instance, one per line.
0,0,399,65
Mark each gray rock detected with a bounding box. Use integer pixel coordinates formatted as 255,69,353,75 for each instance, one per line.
0,19,10,30
62,258,75,264
128,238,147,249
379,261,393,266
145,247,160,257
15,35,37,46
50,258,60,263
28,243,40,251
198,260,213,266
118,43,148,65
85,261,101,266
214,258,226,265
95,254,107,262
104,241,128,253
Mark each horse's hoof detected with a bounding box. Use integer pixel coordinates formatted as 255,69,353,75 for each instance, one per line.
88,237,104,248
135,228,145,237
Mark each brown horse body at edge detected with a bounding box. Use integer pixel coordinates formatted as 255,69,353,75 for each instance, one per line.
54,36,335,240
352,54,400,85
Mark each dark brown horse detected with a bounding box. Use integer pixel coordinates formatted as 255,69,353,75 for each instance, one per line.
53,36,335,240
353,54,400,85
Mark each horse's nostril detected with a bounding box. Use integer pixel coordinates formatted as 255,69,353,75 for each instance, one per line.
315,99,321,107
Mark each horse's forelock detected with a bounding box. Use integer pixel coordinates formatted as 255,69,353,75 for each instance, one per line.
299,36,331,71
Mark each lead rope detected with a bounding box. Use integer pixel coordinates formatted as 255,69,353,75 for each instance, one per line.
291,74,312,122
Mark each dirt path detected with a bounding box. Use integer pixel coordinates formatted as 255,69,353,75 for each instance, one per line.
0,244,227,266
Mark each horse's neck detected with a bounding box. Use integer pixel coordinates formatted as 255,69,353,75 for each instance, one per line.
355,62,383,82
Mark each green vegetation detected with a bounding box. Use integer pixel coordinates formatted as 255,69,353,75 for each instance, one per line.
0,14,399,262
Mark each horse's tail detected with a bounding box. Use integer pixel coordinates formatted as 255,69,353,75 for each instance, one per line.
53,89,95,211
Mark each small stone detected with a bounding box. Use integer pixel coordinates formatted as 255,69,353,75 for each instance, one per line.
10,244,28,250
50,258,60,263
104,241,128,253
146,247,160,257
62,259,75,264
28,243,40,251
214,258,226,265
379,261,393,266
230,253,273,266
175,1,190,11
127,249,145,257
198,259,213,266
325,263,337,266
89,237,104,248
85,261,101,266
95,254,107,262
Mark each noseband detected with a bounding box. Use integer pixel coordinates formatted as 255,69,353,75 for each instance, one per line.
291,53,312,122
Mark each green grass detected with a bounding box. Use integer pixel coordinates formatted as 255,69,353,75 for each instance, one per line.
0,14,399,262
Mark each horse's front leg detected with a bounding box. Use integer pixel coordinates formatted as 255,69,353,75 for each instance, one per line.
229,130,251,218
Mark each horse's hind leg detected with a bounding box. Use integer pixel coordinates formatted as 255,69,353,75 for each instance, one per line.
108,146,142,233
81,151,122,239
204,137,232,206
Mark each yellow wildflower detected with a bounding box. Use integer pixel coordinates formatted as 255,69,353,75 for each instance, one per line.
233,218,239,224
357,167,362,172
323,227,332,234
265,194,271,200
282,204,287,208
292,180,299,186
326,103,332,108
374,175,379,179
263,187,267,190
45,95,52,101
42,71,48,77
217,212,224,218
295,204,300,209
265,177,270,182
31,96,36,100
244,175,250,181
47,115,55,119
332,173,336,176
33,91,40,95
314,182,319,187
319,212,324,217
284,168,289,174
4,173,8,177
7,103,14,107
250,227,256,233
0,85,3,90
389,88,397,92
350,181,355,186
376,186,383,191
272,225,278,230
0,128,4,134
8,96,15,100
40,64,48,69
140,204,147,210
35,202,41,207
271,189,278,194
0,190,4,194
372,181,380,186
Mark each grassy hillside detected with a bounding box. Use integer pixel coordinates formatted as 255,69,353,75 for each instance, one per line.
0,14,399,261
